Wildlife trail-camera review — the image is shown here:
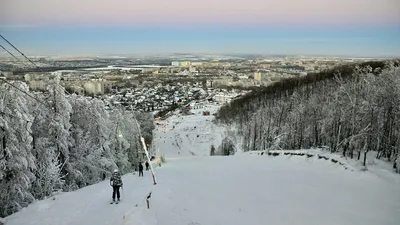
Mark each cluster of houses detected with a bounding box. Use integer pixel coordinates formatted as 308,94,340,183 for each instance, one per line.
99,81,249,113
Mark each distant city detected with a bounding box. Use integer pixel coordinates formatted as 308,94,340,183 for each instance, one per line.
0,54,384,113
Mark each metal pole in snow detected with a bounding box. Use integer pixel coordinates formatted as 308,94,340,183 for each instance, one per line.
132,113,157,185
140,137,157,185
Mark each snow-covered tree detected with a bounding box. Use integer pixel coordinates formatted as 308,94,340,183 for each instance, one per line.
89,98,115,175
29,94,64,199
122,112,142,171
69,96,115,187
134,112,155,144
217,61,400,167
0,76,151,216
0,81,35,217
47,75,74,191
108,108,131,174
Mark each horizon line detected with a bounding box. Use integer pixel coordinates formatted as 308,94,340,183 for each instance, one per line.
1,52,399,59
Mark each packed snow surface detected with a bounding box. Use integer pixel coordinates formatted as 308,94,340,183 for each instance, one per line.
5,155,400,225
5,104,400,225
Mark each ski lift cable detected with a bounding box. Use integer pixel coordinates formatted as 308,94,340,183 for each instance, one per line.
0,110,31,122
0,34,45,72
0,79,76,131
0,36,84,130
0,76,147,154
0,78,140,160
0,44,29,66
0,79,145,178
1,78,152,178
0,79,75,124
1,35,157,176
0,78,52,108
0,34,71,96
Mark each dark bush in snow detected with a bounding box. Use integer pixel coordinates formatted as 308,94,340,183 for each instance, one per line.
218,137,236,156
210,145,216,156
266,151,281,156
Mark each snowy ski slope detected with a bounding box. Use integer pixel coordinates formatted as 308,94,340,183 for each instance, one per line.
5,155,400,225
4,103,400,225
153,103,226,158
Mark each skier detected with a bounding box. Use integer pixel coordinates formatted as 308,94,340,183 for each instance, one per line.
145,161,150,171
110,169,123,203
138,162,144,177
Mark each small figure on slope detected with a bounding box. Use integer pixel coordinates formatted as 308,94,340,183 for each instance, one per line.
138,162,144,177
110,169,123,203
145,161,150,171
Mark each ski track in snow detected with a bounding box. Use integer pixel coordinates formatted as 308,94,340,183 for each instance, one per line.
5,103,400,225
153,104,225,158
6,156,400,225
5,173,156,225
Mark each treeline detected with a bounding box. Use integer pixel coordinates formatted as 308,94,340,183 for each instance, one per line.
217,60,400,170
10,65,104,75
0,76,154,217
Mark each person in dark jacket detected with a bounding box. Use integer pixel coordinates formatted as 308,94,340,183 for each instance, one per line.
138,163,144,177
145,161,150,171
110,169,123,202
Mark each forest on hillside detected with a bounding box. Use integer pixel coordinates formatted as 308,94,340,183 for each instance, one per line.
0,76,154,217
217,60,400,170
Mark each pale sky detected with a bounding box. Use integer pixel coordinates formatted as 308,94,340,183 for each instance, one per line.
0,0,399,56
1,0,399,27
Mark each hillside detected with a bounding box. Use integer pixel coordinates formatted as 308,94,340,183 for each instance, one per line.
4,98,400,225
153,103,227,158
217,60,400,171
